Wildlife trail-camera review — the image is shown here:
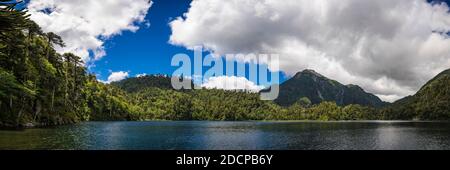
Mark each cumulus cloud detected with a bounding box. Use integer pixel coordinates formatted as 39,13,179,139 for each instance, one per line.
201,76,265,92
105,71,129,83
169,0,450,102
27,0,153,62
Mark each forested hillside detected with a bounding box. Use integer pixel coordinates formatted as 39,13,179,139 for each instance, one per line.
0,2,139,127
381,69,450,120
275,69,386,107
111,75,174,93
111,76,382,121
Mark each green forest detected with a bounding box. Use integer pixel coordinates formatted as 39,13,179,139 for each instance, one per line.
0,2,141,127
1,2,450,128
111,77,381,121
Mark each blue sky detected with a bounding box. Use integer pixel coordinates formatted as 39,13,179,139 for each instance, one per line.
76,0,287,85
92,0,192,80
429,0,450,5
89,0,287,85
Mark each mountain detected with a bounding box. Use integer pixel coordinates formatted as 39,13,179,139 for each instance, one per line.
111,75,197,93
384,69,450,120
111,75,174,93
274,69,386,107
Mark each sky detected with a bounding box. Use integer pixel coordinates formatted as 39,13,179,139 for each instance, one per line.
24,0,450,102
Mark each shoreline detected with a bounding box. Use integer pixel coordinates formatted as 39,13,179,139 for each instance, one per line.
2,119,450,130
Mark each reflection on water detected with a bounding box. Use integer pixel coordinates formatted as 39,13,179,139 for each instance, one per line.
1,121,450,150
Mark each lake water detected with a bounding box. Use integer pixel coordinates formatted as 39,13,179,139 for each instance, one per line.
1,121,450,150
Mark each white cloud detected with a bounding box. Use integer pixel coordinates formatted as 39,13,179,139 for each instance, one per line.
105,71,129,83
201,76,264,92
27,0,153,62
170,0,450,102
136,73,147,78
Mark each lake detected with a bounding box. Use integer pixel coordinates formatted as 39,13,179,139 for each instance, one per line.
1,121,450,150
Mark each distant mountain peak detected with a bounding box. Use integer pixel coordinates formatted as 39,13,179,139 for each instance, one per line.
275,69,386,107
346,84,363,90
294,69,326,79
111,75,175,93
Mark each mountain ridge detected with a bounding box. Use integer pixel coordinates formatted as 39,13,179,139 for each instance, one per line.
383,68,450,120
275,69,387,108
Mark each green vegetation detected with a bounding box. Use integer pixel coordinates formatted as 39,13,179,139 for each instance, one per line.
380,69,450,120
275,69,387,107
110,74,174,93
0,2,138,127
112,76,381,121
127,87,279,121
1,2,449,128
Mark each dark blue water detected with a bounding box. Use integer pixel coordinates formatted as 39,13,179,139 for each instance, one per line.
1,121,450,150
